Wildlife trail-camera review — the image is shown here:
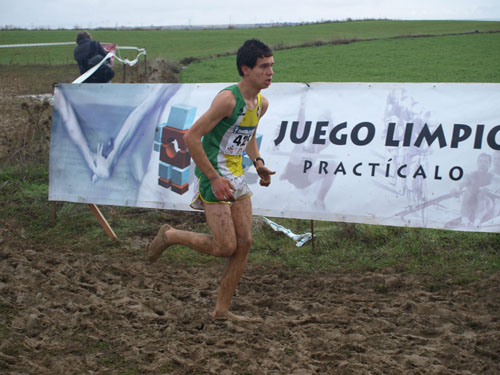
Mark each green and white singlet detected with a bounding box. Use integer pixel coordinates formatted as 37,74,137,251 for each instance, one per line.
190,85,262,209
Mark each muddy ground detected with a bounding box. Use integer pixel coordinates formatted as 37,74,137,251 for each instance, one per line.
1,220,499,375
0,64,499,374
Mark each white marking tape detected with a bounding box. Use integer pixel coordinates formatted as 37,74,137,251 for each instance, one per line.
0,41,147,73
0,42,75,48
262,217,313,247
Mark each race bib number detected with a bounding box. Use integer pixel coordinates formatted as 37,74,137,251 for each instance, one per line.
224,126,255,155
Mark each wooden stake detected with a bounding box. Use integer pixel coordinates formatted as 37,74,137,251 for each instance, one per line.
49,201,57,226
88,204,118,241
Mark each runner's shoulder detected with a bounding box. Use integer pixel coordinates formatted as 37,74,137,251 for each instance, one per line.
212,90,237,117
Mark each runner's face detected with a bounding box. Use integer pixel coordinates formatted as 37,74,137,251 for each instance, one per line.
245,56,274,88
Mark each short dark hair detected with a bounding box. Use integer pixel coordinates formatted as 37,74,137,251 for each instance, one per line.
236,39,273,77
76,31,91,43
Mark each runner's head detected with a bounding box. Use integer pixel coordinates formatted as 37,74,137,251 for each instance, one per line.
237,39,273,77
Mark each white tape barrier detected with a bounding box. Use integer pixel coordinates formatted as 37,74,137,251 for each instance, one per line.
262,217,312,247
0,42,144,50
72,51,116,84
72,47,147,84
0,41,146,83
0,42,76,48
114,47,147,67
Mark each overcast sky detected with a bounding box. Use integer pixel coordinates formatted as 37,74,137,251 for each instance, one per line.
1,0,500,29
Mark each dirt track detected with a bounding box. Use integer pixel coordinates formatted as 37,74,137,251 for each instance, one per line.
1,217,499,374
1,65,499,374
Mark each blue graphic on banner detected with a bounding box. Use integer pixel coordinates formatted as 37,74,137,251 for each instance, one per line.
154,105,197,195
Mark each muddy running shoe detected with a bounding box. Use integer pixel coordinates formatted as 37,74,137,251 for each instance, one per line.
146,224,172,263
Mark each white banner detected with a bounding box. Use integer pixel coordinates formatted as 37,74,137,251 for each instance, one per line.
49,82,500,232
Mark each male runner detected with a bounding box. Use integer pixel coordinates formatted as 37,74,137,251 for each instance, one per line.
146,39,275,322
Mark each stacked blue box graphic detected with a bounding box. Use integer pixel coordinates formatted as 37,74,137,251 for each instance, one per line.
155,104,197,194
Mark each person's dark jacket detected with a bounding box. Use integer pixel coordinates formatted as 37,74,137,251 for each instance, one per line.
73,37,108,74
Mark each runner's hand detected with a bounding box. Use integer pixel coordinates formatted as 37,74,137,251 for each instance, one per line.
256,166,276,187
211,176,236,201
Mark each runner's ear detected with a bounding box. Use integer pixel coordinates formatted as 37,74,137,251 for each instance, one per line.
241,64,251,76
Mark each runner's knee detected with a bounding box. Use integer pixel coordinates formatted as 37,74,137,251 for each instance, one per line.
237,235,253,252
212,237,238,257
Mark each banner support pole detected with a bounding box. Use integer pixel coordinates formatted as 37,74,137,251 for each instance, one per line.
311,220,315,251
49,201,57,226
88,204,118,241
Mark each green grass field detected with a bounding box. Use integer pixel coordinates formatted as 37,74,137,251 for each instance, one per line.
1,20,499,64
181,32,500,83
1,20,499,282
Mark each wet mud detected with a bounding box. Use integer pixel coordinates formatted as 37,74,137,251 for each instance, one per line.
1,221,499,374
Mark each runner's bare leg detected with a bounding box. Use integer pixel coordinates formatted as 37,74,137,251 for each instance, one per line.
157,199,260,321
164,203,237,257
211,198,262,322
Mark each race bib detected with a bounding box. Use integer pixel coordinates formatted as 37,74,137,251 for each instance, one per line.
224,126,255,155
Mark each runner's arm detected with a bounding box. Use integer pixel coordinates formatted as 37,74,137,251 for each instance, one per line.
244,96,275,186
184,91,237,199
245,95,269,163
